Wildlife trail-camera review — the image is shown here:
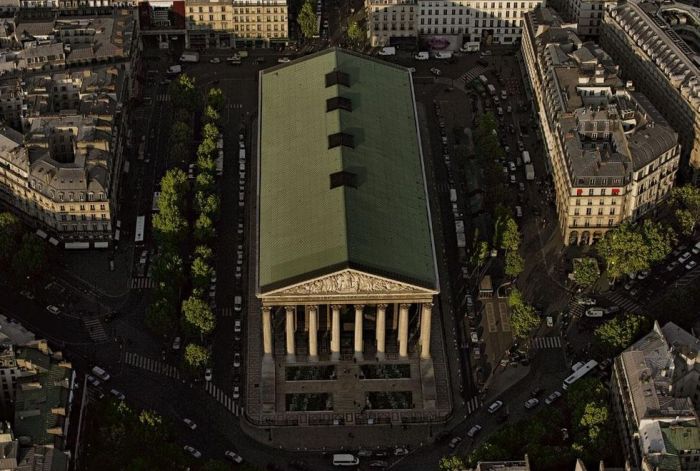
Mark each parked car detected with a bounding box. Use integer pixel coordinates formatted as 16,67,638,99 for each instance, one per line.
686,260,698,270
184,446,202,459
172,337,181,350
234,320,242,333
667,261,679,271
234,353,241,368
430,67,442,76
585,307,605,318
576,297,596,306
693,241,700,255
110,389,125,401
277,57,291,63
183,418,197,430
46,305,60,315
204,368,212,381
637,270,650,280
20,290,34,300
467,424,482,438
233,385,240,399
209,57,221,64
394,447,408,456
86,374,100,387
225,450,243,463
679,252,692,264
448,436,462,449
545,390,562,404
369,461,389,468
524,398,540,409
488,400,503,413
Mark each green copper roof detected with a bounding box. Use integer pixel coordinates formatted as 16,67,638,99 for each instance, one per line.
257,48,437,292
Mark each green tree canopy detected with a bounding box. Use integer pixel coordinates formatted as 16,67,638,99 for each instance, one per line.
572,257,600,289
169,74,198,112
597,220,674,280
184,343,210,369
194,213,215,242
150,250,184,287
195,192,220,218
504,250,524,278
202,123,220,143
297,0,317,39
0,212,22,261
182,296,216,335
347,20,365,47
594,313,650,353
439,456,466,471
206,88,225,111
145,298,177,336
152,169,188,243
203,105,220,126
191,256,213,291
507,288,539,339
194,244,213,261
566,377,613,460
12,233,46,280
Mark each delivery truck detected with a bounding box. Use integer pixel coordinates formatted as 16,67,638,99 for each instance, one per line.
487,84,496,96
179,52,200,63
450,188,457,203
525,163,535,181
522,150,531,164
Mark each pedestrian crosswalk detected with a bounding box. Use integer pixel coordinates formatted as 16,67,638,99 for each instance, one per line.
465,396,481,415
219,307,234,317
603,292,644,314
460,65,488,84
130,277,157,289
204,381,242,416
124,351,180,380
156,94,170,102
230,103,243,109
83,317,109,342
531,336,562,349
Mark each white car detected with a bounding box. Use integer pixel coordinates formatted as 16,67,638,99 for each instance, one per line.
544,390,562,404
679,251,692,264
637,270,650,280
233,385,240,399
110,389,125,401
277,57,291,63
46,305,60,315
204,368,212,381
470,330,479,343
693,241,700,255
686,260,698,271
183,418,197,430
209,57,221,64
394,447,408,456
448,436,462,449
172,336,181,350
576,297,596,306
86,374,100,387
184,446,201,459
487,400,503,413
524,398,539,409
585,307,605,318
667,261,679,271
225,450,243,463
234,320,241,333
467,425,482,438
234,353,241,368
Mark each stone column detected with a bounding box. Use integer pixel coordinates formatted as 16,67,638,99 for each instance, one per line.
308,305,318,361
419,303,433,360
262,306,272,357
398,303,410,358
285,306,295,360
376,304,388,360
331,304,341,361
354,304,365,360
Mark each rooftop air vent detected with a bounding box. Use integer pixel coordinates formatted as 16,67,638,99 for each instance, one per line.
328,132,354,149
330,171,357,189
326,96,352,112
325,70,350,88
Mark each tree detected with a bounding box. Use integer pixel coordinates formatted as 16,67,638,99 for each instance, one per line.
297,0,317,39
347,20,365,47
595,313,650,353
195,192,219,218
196,157,217,179
566,377,612,461
194,213,215,242
182,296,216,335
197,138,216,162
206,88,225,111
675,208,696,238
150,250,184,287
194,244,213,261
507,288,539,339
504,250,524,278
12,233,46,279
169,74,198,112
202,123,220,143
500,217,521,251
203,105,220,126
596,221,672,280
191,256,213,291
184,343,210,369
439,456,465,471
170,121,192,148
572,257,600,289
0,212,21,261
152,169,188,243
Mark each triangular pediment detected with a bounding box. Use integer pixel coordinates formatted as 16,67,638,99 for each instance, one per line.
262,269,437,298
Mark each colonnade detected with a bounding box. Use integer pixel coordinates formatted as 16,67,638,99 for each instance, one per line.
261,302,433,361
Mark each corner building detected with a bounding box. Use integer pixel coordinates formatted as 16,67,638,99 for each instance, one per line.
247,48,449,432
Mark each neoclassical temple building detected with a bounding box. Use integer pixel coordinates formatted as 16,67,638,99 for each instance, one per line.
245,48,451,431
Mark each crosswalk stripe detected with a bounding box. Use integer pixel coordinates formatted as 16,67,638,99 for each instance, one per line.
219,307,233,317
203,381,240,416
531,336,562,349
465,396,481,415
130,277,157,289
124,351,180,379
460,65,488,84
83,318,109,342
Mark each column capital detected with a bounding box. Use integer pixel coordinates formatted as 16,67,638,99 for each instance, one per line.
306,304,318,312
284,305,295,312
262,306,272,313
422,302,434,309
376,303,389,310
354,304,365,310
330,304,343,310
399,303,411,309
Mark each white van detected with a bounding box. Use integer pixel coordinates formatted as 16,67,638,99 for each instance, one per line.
414,51,429,60
515,206,522,218
522,151,531,165
234,295,243,312
91,366,110,381
332,454,359,466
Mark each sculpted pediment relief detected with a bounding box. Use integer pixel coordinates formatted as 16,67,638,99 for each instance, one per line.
265,269,435,297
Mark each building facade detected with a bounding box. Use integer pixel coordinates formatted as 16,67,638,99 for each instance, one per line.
548,0,614,37
367,0,545,48
0,68,128,247
248,49,450,433
185,0,234,48
611,322,700,470
600,0,700,182
522,7,680,245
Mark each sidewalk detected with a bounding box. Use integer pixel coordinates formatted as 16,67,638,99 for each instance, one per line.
60,240,132,299
481,362,531,405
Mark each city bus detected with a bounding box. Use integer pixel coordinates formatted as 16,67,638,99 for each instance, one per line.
134,215,145,244
562,360,598,390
